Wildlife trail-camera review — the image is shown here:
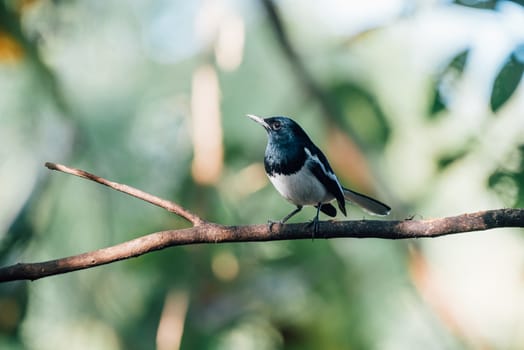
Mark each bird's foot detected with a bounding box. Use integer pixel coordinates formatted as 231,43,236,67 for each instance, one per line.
267,220,283,232
305,219,320,240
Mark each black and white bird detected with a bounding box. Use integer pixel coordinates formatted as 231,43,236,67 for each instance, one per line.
247,114,390,232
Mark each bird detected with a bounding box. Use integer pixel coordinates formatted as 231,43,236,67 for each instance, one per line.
247,114,390,233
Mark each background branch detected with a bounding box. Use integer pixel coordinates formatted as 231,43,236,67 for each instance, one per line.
260,0,359,141
0,163,522,283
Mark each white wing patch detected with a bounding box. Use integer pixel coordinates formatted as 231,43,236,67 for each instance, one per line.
266,147,344,207
304,147,344,194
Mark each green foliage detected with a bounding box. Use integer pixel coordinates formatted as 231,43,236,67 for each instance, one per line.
428,49,470,117
490,43,524,112
330,82,390,149
488,145,524,208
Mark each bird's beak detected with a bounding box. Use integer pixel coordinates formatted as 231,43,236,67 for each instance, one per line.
246,114,270,131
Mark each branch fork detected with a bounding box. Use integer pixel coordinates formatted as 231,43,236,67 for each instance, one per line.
0,162,522,283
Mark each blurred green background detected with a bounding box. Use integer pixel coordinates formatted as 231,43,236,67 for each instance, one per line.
1,0,524,349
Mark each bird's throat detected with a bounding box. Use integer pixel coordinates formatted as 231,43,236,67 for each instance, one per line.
264,142,306,176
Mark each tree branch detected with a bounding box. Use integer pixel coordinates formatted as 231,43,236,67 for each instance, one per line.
45,162,205,226
0,209,523,282
0,163,522,283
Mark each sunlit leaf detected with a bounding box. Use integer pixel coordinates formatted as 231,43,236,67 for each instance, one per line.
490,43,524,113
0,31,23,62
428,49,470,117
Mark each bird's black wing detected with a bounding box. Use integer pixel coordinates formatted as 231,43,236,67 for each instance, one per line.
305,146,347,216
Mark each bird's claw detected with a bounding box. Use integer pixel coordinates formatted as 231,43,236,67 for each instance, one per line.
305,219,320,239
267,220,283,232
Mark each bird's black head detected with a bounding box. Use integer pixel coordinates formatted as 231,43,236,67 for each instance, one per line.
247,114,316,175
246,115,310,146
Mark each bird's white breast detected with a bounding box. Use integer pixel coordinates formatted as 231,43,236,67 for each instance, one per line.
268,168,334,206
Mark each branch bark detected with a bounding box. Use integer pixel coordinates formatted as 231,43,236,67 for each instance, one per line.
0,163,523,283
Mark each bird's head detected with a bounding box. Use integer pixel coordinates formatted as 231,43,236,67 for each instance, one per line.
246,114,308,146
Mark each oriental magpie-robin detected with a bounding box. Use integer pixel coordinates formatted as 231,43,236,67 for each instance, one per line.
247,114,390,232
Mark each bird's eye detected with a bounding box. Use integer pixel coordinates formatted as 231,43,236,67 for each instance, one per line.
272,121,281,130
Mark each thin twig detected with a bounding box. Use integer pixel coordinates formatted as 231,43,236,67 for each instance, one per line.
45,162,205,226
0,208,523,282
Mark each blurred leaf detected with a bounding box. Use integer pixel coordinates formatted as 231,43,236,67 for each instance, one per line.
326,125,377,193
453,0,497,9
17,0,41,11
0,284,27,336
429,89,447,116
436,138,476,170
509,0,524,6
488,145,524,207
437,149,468,170
0,206,33,262
0,31,23,62
490,43,524,113
0,176,50,263
428,49,470,117
0,0,74,118
329,82,390,149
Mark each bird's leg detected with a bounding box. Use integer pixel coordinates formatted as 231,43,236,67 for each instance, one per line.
281,205,303,223
306,204,322,238
268,205,303,231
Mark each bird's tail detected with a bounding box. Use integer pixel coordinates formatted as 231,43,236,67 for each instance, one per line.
342,188,391,216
